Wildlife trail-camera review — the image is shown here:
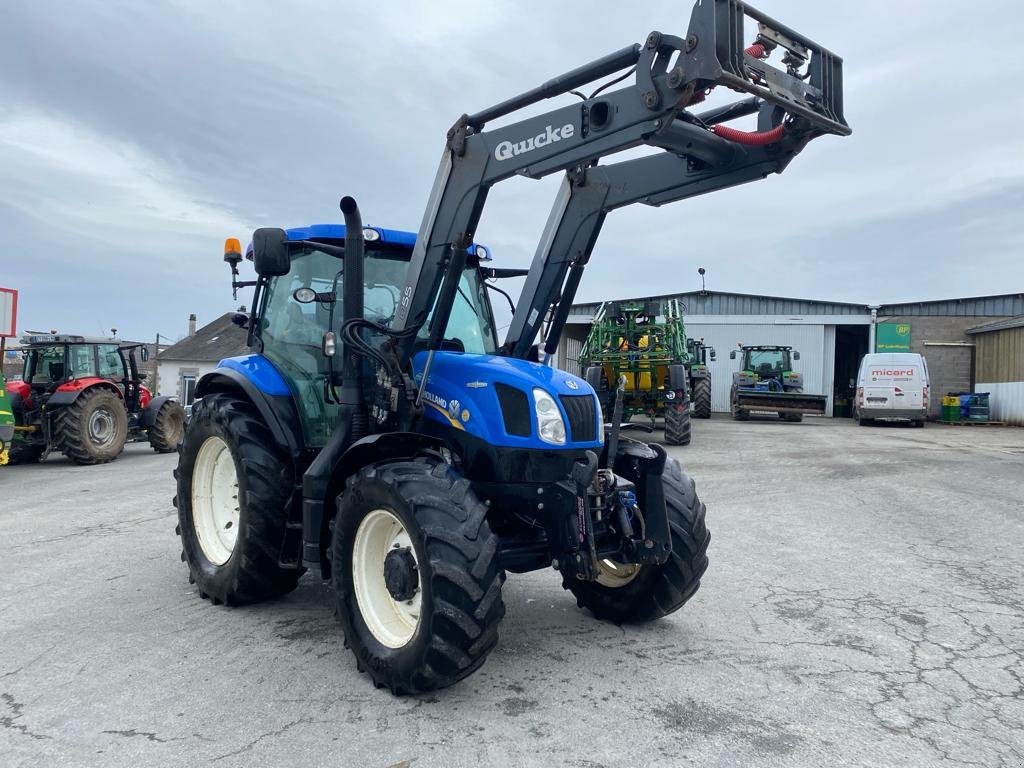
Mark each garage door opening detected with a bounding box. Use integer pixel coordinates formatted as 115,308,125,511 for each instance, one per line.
833,325,869,417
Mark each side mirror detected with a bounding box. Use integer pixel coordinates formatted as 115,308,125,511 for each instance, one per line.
729,350,736,360
252,228,291,277
140,346,150,362
231,312,249,329
709,349,716,361
793,351,801,360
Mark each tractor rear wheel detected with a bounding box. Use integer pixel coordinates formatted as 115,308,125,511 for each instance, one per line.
564,457,710,623
664,399,691,446
148,400,186,453
175,393,302,605
56,388,128,464
332,458,506,694
692,378,712,419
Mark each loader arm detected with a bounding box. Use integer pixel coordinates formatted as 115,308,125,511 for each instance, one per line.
503,97,817,360
390,0,849,363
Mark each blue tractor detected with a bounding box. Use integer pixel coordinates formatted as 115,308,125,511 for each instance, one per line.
174,0,849,694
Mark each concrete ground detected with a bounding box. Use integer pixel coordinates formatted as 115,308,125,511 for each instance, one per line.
1,417,1023,767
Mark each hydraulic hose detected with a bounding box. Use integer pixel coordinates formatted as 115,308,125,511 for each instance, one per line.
711,122,786,146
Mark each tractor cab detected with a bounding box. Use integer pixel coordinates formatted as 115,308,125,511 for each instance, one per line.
227,225,500,447
731,345,799,386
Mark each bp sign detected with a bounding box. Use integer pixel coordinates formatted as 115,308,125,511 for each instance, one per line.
876,322,911,352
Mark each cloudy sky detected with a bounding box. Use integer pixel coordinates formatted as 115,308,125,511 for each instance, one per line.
2,0,1022,343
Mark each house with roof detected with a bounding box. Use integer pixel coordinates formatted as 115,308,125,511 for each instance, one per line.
156,313,248,405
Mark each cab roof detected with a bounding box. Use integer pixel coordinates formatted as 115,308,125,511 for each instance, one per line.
19,334,140,348
279,225,491,260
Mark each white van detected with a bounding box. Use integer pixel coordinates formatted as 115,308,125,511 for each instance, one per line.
854,352,929,427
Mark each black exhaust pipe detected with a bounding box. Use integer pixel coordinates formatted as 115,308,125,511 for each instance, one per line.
340,196,367,439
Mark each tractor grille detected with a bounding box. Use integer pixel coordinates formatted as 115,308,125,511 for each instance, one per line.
495,383,531,437
559,394,597,443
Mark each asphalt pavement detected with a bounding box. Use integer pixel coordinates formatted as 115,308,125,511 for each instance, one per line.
2,417,1023,767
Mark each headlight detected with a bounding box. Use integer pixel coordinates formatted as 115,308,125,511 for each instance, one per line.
532,388,566,445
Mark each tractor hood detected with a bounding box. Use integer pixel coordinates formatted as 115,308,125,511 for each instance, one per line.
412,351,603,450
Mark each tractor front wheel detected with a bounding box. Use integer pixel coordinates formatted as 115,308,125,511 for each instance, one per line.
175,393,302,605
730,387,749,421
56,388,128,464
692,378,712,419
564,457,710,623
663,398,691,446
332,458,506,695
148,400,186,453
7,440,45,465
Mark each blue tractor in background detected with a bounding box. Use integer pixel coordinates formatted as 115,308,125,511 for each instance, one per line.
174,0,849,694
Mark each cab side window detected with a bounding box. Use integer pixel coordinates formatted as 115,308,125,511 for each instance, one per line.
68,345,97,378
97,345,124,379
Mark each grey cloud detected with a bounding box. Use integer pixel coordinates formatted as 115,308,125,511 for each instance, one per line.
1,1,1022,340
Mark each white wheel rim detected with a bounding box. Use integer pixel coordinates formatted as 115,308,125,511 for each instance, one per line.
352,509,422,649
191,436,240,566
594,559,641,588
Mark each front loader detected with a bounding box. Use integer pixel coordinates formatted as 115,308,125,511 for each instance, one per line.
174,0,849,694
729,345,827,421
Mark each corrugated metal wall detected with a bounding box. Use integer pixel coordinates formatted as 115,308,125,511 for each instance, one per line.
571,291,869,320
975,382,1024,426
975,327,1024,383
687,323,832,414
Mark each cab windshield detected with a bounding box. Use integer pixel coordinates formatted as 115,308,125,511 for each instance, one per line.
745,349,790,374
24,346,66,385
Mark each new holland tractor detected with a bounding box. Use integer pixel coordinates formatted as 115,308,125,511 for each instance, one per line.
729,344,827,421
581,298,712,446
6,334,185,464
174,0,849,694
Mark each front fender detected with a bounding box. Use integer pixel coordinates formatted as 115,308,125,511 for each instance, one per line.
195,368,302,456
141,395,176,427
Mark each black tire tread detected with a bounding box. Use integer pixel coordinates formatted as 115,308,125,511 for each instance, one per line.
149,400,186,453
334,458,506,695
564,457,710,623
692,378,712,419
664,401,692,446
55,388,128,465
7,440,45,465
174,393,301,606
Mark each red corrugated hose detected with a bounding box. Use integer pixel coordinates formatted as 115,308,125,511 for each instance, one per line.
711,122,786,146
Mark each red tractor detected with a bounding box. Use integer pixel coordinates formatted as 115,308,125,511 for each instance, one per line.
5,333,185,465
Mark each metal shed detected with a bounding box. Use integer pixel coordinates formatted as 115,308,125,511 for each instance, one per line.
562,291,873,416
967,316,1024,425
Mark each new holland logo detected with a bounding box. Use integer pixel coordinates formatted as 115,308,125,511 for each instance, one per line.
494,123,575,161
565,379,579,390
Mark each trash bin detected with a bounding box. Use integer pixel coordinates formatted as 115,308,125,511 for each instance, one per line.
941,395,960,422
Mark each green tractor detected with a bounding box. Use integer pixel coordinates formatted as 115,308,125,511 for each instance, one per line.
0,372,13,466
581,299,713,446
729,345,827,421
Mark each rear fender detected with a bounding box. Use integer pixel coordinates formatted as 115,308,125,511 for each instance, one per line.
47,381,123,409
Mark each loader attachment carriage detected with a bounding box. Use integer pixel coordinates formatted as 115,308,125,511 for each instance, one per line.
175,0,849,694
